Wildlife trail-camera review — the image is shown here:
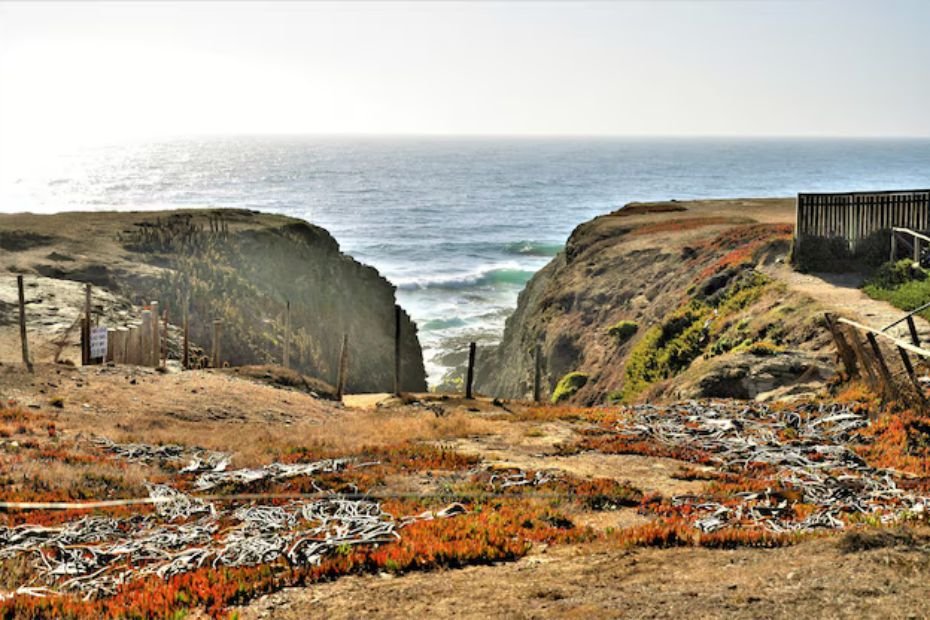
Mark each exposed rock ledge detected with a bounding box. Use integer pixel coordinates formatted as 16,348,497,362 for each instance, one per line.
0,209,427,392
475,198,835,404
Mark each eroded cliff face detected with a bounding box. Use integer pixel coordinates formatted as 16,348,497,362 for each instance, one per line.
475,199,834,404
0,209,427,392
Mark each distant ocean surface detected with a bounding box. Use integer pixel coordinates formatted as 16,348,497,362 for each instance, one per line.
2,136,929,386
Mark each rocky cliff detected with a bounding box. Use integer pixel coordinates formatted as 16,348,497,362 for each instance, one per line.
475,198,834,404
0,209,426,392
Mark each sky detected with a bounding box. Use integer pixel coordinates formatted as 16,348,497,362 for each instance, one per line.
1,0,929,156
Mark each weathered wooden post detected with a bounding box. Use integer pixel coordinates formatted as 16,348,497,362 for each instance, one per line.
394,305,401,396
82,284,91,365
141,311,153,367
533,344,542,403
465,341,476,399
16,276,33,373
114,327,128,364
161,308,169,367
127,326,139,365
891,231,897,262
906,316,920,347
182,306,190,370
915,237,921,263
106,328,115,364
150,301,160,368
336,333,349,399
212,319,223,368
866,332,896,402
283,299,291,369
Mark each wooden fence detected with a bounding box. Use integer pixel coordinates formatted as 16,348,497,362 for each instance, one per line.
824,313,929,414
795,189,930,252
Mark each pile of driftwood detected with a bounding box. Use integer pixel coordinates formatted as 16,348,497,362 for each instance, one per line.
1,441,461,600
92,436,230,473
614,401,924,533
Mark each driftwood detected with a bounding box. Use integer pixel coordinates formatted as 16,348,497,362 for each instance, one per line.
0,440,462,600
612,401,928,534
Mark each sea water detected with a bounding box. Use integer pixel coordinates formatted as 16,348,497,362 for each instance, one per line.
2,136,929,386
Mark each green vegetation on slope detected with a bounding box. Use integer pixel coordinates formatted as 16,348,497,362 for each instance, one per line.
552,372,589,404
606,320,638,345
862,259,930,320
613,268,773,403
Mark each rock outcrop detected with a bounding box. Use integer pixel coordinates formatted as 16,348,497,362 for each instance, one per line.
475,198,835,404
0,209,426,392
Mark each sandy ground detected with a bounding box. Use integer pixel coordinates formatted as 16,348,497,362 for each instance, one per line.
238,533,930,620
764,263,930,342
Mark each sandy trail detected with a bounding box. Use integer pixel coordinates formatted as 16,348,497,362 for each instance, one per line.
764,263,930,342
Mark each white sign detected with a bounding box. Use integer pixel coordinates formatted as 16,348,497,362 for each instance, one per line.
90,327,108,359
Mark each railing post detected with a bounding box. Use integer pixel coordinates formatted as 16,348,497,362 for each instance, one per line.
891,230,897,262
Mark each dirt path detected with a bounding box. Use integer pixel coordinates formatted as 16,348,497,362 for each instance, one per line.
238,533,930,620
763,263,930,342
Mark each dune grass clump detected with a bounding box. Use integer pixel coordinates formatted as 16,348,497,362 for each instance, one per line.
551,372,589,404
607,320,638,345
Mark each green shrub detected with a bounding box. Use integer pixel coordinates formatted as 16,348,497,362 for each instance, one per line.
863,260,930,320
606,320,638,345
866,259,925,289
551,372,589,404
619,302,711,402
746,341,782,356
792,230,890,272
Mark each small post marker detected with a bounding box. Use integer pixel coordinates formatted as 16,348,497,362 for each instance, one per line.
394,305,402,396
183,305,190,370
533,344,542,403
283,299,291,369
465,341,476,400
336,333,349,400
212,319,223,368
150,301,160,368
17,276,33,373
82,284,92,365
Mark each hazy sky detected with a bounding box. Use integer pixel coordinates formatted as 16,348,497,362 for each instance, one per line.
1,0,929,152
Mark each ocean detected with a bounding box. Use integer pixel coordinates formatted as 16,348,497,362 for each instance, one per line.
2,136,929,386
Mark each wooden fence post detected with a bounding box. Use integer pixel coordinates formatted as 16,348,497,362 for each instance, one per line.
106,328,115,364
115,327,128,364
891,231,897,262
866,332,896,401
16,276,33,373
162,308,169,367
465,341,476,399
150,301,160,368
393,305,401,396
212,319,223,368
82,284,91,365
906,316,920,347
283,299,291,369
183,306,190,370
127,326,139,365
141,311,153,367
336,333,349,399
533,344,542,403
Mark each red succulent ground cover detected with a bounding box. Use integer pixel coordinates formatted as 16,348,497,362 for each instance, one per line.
3,383,922,618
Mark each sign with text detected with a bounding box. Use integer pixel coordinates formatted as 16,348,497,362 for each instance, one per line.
90,327,108,359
